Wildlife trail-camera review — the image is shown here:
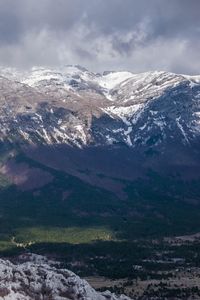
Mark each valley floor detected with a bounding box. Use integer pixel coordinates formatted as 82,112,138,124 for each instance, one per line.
86,267,200,300
1,233,200,299
82,233,200,299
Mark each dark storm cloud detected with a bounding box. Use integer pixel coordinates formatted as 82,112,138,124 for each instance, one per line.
0,1,23,43
0,0,199,74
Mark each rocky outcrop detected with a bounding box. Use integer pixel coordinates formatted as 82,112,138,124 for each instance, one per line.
0,254,131,300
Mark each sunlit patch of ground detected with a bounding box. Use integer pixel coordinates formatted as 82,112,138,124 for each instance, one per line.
14,226,115,245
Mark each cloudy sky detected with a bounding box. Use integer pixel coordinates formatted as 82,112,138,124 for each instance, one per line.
0,0,199,74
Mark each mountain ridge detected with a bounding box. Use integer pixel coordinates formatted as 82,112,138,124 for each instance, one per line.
0,65,200,193
0,65,199,149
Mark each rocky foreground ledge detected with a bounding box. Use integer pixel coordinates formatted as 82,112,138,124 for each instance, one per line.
0,254,131,300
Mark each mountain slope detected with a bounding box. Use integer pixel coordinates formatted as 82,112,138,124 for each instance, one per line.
0,65,199,193
0,66,200,272
0,66,199,149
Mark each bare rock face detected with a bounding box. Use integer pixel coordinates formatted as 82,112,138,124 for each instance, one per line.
0,254,132,300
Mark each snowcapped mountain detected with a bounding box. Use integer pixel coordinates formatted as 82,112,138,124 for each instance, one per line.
0,65,200,188
0,67,200,299
0,65,199,149
0,254,131,300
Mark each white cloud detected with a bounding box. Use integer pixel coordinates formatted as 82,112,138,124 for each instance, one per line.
0,0,199,74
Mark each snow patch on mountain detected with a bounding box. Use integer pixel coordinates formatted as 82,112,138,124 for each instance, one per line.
103,104,144,136
97,71,133,90
176,117,190,144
